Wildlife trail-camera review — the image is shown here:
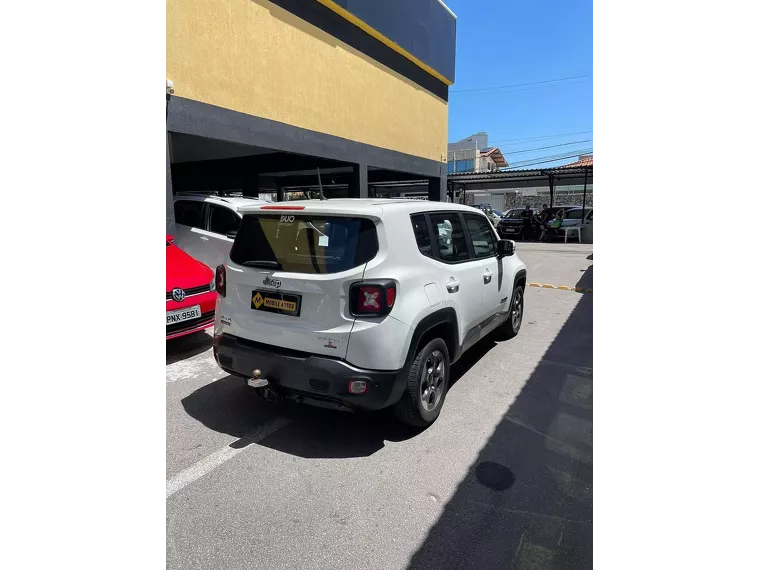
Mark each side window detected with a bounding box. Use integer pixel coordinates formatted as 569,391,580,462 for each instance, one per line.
586,210,593,222
174,200,204,228
410,214,432,257
464,214,498,258
429,213,470,263
208,205,240,236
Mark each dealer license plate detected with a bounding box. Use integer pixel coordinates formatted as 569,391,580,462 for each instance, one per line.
166,305,201,325
251,289,301,317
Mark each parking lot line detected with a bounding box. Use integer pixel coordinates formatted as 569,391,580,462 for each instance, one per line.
166,416,291,499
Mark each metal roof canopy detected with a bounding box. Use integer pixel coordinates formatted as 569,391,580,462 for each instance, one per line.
447,165,593,213
448,166,592,189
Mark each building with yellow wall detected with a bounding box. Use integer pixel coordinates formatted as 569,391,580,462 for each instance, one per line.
166,0,457,229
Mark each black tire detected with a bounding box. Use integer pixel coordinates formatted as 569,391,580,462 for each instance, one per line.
500,284,524,339
393,338,450,427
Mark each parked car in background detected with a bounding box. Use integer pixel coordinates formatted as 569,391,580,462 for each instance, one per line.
554,207,593,241
559,207,593,227
496,208,527,238
475,204,502,226
166,236,217,340
173,193,268,270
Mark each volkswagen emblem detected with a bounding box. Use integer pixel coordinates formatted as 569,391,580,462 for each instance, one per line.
172,288,185,302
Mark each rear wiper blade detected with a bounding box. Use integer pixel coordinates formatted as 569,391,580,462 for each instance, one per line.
239,260,282,269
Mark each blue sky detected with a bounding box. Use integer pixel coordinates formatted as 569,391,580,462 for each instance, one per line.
444,0,593,168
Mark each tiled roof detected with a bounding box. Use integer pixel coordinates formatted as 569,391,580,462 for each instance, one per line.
560,155,593,168
480,147,508,167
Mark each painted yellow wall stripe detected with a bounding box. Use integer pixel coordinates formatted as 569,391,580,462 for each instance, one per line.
527,282,592,293
315,0,454,86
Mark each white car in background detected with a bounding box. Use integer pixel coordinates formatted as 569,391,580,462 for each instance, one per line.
173,193,268,270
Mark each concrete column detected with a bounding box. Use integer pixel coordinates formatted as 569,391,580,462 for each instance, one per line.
161,98,175,233
428,174,446,202
350,163,368,198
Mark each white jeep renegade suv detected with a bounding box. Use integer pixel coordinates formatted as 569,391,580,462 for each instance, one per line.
212,199,527,426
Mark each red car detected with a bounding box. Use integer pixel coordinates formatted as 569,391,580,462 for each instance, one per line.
166,235,217,340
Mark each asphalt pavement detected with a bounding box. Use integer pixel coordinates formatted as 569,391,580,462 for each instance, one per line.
166,242,593,569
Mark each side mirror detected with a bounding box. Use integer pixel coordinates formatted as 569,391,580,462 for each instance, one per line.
497,239,515,257
226,230,238,240
167,235,175,244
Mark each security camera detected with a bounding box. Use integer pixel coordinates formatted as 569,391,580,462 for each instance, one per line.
166,79,174,95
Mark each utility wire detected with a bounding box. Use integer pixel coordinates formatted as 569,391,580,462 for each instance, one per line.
487,130,593,145
502,139,592,156
450,79,591,97
503,148,593,169
450,74,592,94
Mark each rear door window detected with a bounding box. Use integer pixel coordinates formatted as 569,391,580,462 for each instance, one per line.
429,213,470,263
230,215,378,274
175,200,204,228
208,205,240,236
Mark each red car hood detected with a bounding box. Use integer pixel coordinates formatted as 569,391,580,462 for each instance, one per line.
167,242,214,291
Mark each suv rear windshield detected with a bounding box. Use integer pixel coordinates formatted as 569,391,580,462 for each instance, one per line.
229,214,378,274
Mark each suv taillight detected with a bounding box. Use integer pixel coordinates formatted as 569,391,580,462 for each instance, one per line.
349,280,396,317
215,265,226,297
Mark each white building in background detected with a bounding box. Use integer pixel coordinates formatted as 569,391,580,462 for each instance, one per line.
447,132,508,174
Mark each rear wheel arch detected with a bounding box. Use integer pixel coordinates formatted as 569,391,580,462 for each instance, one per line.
405,308,460,368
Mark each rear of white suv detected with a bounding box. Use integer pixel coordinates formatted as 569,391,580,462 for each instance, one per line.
213,200,526,426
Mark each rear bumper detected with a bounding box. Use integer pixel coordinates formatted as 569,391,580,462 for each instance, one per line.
213,333,406,411
166,315,214,340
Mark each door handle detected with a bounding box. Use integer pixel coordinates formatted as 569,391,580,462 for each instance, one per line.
446,279,461,293
483,269,492,284
200,236,210,241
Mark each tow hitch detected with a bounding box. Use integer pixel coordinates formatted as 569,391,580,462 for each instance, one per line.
247,370,281,403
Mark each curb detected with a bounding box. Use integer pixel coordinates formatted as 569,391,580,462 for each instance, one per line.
528,282,592,294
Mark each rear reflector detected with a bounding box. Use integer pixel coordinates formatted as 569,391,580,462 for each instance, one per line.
260,205,305,210
386,286,396,308
348,380,368,394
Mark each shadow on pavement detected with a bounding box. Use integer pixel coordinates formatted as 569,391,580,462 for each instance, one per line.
451,332,501,387
180,375,424,459
255,329,505,458
181,374,281,438
255,406,422,458
166,332,213,365
575,263,593,292
180,329,505,459
407,293,593,570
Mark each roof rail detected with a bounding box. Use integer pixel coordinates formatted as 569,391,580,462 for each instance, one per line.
174,191,235,204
